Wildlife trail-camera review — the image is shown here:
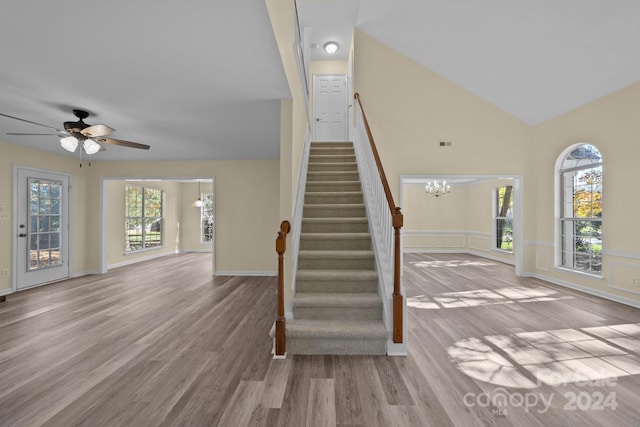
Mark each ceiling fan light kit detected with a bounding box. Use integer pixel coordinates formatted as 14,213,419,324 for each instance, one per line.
1,108,151,156
83,139,101,154
60,136,79,152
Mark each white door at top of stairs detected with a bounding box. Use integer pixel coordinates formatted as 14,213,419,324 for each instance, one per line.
314,74,347,142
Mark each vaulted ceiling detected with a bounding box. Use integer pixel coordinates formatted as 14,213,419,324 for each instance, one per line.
1,1,639,161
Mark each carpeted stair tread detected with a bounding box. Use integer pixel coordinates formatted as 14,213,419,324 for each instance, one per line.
304,191,363,197
287,141,388,354
294,292,382,308
295,269,378,293
286,319,387,340
307,171,359,178
306,181,362,191
298,250,374,259
300,232,371,240
296,269,378,281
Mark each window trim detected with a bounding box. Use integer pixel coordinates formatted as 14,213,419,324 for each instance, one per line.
554,143,603,275
199,192,214,244
494,185,514,253
124,185,164,253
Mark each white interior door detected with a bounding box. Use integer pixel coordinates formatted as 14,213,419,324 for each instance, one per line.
314,74,347,141
15,167,70,290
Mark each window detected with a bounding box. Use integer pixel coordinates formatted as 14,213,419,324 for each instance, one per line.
558,144,602,274
200,193,214,244
125,185,163,252
495,185,514,252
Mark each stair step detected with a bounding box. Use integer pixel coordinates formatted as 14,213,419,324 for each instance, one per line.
300,232,371,250
309,148,355,156
307,171,359,182
309,154,356,163
298,250,375,270
303,204,365,218
304,191,363,205
306,181,362,193
308,162,358,172
296,270,378,293
301,218,369,233
311,141,353,147
286,319,387,355
293,293,382,320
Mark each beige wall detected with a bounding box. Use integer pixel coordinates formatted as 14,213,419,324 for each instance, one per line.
179,181,214,252
88,160,278,275
528,81,640,301
354,28,640,305
309,60,349,138
353,30,532,202
0,141,279,294
266,0,311,306
403,179,515,264
105,180,182,267
0,141,90,293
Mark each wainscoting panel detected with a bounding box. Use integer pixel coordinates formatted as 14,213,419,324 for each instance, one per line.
403,231,466,251
536,249,550,272
468,232,491,253
609,262,640,295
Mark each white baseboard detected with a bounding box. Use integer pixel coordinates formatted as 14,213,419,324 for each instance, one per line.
108,251,176,270
404,248,515,266
387,341,408,356
0,288,12,297
532,272,640,310
71,270,101,278
178,249,213,253
214,271,277,277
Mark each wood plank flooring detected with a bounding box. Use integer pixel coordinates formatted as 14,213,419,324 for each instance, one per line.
1,252,639,426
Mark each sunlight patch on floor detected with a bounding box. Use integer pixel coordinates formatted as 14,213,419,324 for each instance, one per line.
408,285,573,310
410,259,498,268
447,323,640,388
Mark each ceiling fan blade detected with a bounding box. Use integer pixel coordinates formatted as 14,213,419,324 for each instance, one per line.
0,113,62,131
97,138,150,150
7,132,65,136
81,124,115,138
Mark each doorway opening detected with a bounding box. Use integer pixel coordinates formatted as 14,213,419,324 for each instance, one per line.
99,177,215,275
400,174,524,276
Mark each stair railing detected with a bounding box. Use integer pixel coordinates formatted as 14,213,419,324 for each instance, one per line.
275,220,291,356
353,93,404,344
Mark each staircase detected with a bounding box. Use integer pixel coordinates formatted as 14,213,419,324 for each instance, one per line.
286,141,387,355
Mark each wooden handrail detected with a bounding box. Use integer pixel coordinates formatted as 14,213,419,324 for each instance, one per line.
354,93,404,344
275,220,291,356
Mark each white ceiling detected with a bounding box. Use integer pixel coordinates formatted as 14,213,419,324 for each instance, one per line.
2,1,639,161
302,0,640,124
0,0,289,161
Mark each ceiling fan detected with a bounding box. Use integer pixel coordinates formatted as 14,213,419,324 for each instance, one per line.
0,109,150,155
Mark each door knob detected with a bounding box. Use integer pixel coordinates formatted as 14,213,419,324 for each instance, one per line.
316,118,320,122
18,233,27,237
19,224,25,228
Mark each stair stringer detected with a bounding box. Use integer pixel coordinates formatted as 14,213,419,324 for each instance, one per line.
286,126,312,319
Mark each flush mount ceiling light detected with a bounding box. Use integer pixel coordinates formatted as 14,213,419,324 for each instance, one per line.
324,41,339,54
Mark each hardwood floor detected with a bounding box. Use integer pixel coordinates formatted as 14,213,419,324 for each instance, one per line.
1,252,639,426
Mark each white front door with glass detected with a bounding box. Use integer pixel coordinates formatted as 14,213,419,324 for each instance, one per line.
15,168,70,290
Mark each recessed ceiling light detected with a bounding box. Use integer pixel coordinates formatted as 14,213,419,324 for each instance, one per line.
324,41,339,54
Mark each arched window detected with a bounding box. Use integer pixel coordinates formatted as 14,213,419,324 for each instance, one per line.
557,144,602,274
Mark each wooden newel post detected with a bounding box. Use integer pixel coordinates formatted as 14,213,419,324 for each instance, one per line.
275,220,291,356
392,208,403,343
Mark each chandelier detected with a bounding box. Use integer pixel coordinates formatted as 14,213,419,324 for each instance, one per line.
425,180,451,197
